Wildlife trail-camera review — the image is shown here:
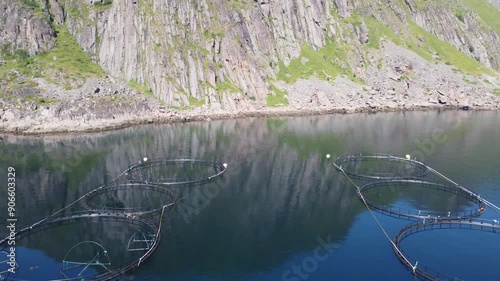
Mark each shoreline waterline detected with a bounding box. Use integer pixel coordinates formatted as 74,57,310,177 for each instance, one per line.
0,104,496,136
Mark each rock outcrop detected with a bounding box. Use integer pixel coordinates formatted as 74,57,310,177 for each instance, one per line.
488,0,500,9
0,0,499,133
0,0,56,55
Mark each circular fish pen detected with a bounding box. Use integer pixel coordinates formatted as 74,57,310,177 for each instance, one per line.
334,155,429,180
81,183,178,215
0,213,160,281
332,153,500,280
0,157,228,281
123,158,227,186
393,218,500,281
357,179,486,220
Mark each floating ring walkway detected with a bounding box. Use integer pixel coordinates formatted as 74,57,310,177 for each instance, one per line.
332,153,500,280
0,157,228,281
0,212,160,281
81,183,178,215
334,154,429,180
123,158,227,186
393,218,500,281
357,179,486,220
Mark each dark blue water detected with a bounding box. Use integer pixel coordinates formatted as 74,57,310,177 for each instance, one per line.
0,110,499,280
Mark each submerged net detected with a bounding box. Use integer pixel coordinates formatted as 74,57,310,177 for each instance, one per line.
393,218,500,281
357,179,485,220
333,153,500,281
0,157,228,281
334,155,429,180
0,214,159,281
123,158,227,186
81,183,177,215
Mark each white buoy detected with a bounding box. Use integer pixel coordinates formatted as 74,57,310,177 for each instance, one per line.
223,163,228,168
405,154,410,160
143,157,148,162
326,154,331,159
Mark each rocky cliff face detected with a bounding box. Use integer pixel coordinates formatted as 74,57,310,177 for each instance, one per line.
488,0,500,9
66,0,500,106
0,0,499,133
0,1,56,55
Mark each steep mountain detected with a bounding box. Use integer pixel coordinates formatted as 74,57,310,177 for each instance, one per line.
0,0,499,133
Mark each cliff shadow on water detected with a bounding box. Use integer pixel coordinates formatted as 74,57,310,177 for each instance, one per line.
0,110,499,280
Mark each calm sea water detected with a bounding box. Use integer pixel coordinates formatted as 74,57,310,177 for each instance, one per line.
0,110,499,281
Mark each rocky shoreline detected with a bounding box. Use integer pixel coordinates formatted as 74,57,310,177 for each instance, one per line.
1,70,499,135
2,66,500,135
1,100,498,135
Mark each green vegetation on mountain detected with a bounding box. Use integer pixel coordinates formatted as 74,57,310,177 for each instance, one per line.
267,85,289,107
0,0,499,130
0,25,103,91
363,16,404,49
462,0,500,34
407,20,492,76
277,41,359,84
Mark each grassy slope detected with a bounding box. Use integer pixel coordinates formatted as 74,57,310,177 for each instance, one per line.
0,25,104,93
1,0,109,109
407,20,492,76
37,26,104,82
273,0,498,96
461,0,500,35
267,85,288,107
276,42,359,84
273,39,362,106
362,12,493,77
